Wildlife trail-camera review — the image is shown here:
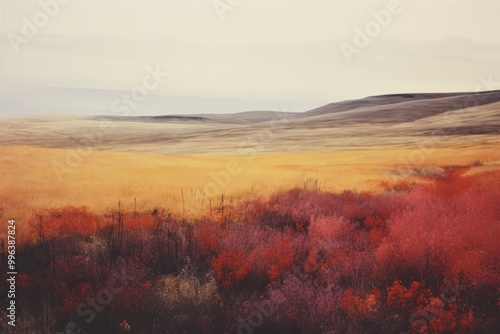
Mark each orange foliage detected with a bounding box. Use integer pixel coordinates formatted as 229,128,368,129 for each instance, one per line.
387,280,422,309
28,206,97,238
410,300,475,334
341,289,365,317
341,288,381,318
127,214,155,229
211,249,251,289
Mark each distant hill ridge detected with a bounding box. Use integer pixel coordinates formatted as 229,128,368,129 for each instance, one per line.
0,90,499,154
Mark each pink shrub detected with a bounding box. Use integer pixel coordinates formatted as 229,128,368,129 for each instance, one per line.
376,172,500,285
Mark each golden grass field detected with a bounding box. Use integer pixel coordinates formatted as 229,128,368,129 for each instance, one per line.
1,140,499,240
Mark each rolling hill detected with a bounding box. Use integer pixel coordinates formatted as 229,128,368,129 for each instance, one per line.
0,90,499,155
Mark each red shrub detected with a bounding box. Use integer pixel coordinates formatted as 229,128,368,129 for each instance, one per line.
304,247,318,274
386,280,422,310
341,288,381,318
341,289,366,317
376,171,500,284
211,249,251,288
128,214,156,229
29,206,97,238
195,219,222,254
409,299,475,334
258,235,294,281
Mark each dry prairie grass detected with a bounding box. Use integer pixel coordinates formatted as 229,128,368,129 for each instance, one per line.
1,141,499,238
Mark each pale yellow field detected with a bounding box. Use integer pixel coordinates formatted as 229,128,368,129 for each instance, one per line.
1,142,499,236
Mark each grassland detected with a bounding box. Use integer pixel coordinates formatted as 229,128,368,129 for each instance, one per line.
1,140,498,241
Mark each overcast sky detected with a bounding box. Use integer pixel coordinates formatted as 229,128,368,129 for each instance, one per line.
1,0,499,116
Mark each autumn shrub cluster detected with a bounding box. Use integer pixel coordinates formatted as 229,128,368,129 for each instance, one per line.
0,169,498,333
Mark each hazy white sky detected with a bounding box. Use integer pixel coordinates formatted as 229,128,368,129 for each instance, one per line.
2,0,500,44
1,0,499,115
